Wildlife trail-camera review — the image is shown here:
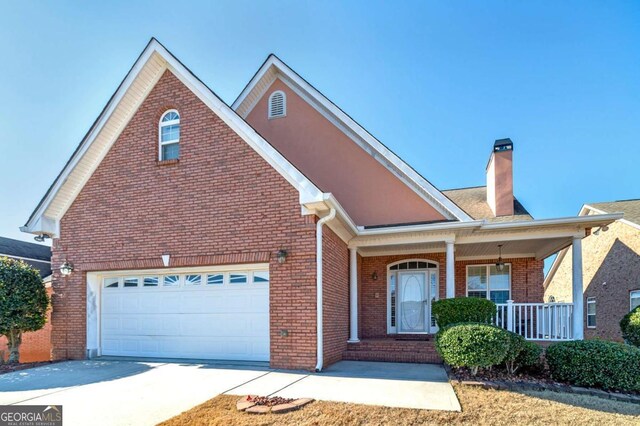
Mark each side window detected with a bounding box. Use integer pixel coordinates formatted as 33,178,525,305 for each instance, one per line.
630,290,640,311
268,91,286,119
587,297,596,328
159,110,180,160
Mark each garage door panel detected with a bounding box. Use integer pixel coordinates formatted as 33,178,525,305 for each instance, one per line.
100,267,270,361
102,335,268,361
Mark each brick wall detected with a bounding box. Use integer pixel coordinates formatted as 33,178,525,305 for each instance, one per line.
360,254,544,337
545,220,640,341
322,226,349,367
51,70,318,370
0,287,53,363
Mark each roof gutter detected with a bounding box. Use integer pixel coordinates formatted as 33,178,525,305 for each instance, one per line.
315,207,336,372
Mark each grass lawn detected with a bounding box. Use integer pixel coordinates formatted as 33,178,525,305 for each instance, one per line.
159,384,640,425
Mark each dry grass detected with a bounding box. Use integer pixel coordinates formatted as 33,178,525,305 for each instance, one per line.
159,384,640,426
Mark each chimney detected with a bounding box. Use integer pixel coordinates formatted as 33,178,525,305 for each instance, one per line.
486,138,514,216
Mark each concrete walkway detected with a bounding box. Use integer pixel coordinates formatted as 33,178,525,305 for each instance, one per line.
0,359,459,425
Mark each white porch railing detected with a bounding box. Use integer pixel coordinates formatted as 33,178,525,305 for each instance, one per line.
495,300,574,341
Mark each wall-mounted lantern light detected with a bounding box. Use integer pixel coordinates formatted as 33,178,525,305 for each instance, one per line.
371,271,378,281
60,261,74,277
277,249,288,264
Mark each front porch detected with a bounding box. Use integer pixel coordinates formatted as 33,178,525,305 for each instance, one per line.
339,216,619,363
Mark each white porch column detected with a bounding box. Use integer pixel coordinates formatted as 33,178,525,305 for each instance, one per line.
446,240,455,298
572,236,584,340
348,247,360,343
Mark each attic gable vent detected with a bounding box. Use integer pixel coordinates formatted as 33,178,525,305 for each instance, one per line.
268,90,286,119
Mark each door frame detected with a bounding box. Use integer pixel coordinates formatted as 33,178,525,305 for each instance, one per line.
386,259,439,334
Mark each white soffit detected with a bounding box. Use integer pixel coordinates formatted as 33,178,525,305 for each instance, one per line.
22,39,325,236
232,55,472,222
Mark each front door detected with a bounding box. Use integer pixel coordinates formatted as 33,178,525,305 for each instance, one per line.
398,272,429,333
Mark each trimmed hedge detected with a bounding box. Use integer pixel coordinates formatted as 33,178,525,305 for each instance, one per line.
503,331,541,374
546,340,640,392
620,306,640,347
432,297,496,329
436,323,510,375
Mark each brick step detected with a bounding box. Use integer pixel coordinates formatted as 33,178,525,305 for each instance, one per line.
346,340,437,354
342,350,442,364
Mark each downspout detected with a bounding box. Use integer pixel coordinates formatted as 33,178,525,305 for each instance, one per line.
315,208,336,372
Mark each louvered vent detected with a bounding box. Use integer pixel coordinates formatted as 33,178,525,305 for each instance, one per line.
268,91,286,118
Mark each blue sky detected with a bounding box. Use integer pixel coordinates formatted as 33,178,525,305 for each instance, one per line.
1,1,639,251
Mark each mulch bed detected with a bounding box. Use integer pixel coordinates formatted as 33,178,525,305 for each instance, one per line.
0,361,57,375
446,366,640,404
236,395,314,414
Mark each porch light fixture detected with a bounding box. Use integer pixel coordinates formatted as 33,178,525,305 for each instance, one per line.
495,245,505,272
60,261,74,277
277,249,288,264
371,271,378,281
33,234,50,243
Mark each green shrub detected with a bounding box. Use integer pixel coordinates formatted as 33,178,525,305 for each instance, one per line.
432,297,496,329
620,306,640,347
0,257,49,363
517,340,542,369
502,332,542,374
546,340,640,392
436,323,510,375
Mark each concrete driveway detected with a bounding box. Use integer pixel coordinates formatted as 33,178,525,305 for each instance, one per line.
0,359,460,425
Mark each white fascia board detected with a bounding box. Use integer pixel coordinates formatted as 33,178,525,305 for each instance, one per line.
22,41,324,237
233,56,472,222
478,213,623,231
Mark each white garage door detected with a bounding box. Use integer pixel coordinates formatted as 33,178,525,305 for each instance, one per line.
100,267,270,361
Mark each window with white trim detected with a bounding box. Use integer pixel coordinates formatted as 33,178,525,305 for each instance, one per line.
163,275,180,286
253,271,269,284
268,91,286,118
587,297,596,328
104,277,119,288
631,290,640,311
466,264,511,304
159,110,180,160
230,273,248,284
123,277,139,288
207,274,224,285
185,274,201,286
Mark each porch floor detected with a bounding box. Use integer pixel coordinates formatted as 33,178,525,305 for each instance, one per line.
343,336,442,364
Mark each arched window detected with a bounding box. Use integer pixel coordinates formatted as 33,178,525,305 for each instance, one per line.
159,110,180,160
268,91,286,119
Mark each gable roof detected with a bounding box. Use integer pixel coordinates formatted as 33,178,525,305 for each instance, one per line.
232,54,472,222
443,186,533,222
585,199,640,228
543,199,635,289
21,39,325,237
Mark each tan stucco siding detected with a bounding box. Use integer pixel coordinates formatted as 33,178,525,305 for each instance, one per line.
245,78,447,227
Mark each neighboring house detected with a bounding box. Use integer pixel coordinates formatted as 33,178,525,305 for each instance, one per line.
544,200,640,342
0,237,53,362
20,39,619,370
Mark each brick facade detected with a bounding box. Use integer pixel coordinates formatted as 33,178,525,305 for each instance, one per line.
359,254,544,338
321,226,349,367
51,70,319,370
545,220,640,341
0,287,53,362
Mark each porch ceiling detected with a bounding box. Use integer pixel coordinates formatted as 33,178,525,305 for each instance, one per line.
357,236,571,260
